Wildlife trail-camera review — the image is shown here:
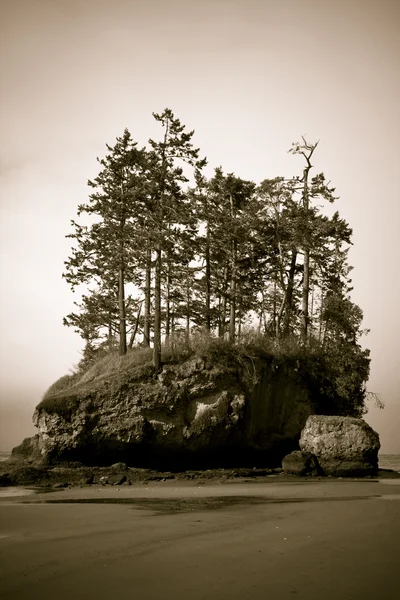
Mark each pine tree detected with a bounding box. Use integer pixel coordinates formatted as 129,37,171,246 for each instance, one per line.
63,129,147,355
147,108,205,370
61,117,371,417
289,139,336,341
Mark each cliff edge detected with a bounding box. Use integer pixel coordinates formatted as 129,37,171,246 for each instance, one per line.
28,348,317,469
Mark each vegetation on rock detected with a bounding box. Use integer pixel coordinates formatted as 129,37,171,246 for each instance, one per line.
57,109,378,420
40,332,369,420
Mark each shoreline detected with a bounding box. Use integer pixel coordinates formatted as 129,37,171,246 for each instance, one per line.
1,453,400,491
1,462,400,490
1,467,400,502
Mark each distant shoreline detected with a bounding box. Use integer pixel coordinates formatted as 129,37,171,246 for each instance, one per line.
377,454,400,472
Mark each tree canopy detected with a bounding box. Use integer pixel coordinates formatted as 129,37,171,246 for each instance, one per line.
63,108,372,416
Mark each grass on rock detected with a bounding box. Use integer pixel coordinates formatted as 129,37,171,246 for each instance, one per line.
37,331,365,419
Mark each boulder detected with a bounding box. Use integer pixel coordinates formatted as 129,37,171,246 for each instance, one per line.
282,450,321,476
110,462,127,470
108,473,127,486
299,415,380,476
11,435,42,463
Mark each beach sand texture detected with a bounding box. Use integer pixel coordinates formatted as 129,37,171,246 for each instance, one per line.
0,479,399,599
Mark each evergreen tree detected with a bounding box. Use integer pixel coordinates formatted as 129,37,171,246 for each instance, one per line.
63,129,147,355
147,108,205,370
60,115,372,417
289,138,336,342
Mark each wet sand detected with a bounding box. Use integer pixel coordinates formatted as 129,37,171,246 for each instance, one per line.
1,479,399,599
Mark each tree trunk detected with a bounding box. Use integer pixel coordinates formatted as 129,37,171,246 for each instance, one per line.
186,263,191,344
152,118,168,371
302,244,310,342
221,293,227,338
118,266,127,356
165,260,171,344
229,239,237,343
283,250,297,335
219,266,229,338
229,193,236,343
217,293,223,337
300,144,317,343
118,180,127,356
318,290,324,343
143,247,151,347
237,301,242,340
322,321,329,348
128,301,143,349
171,309,175,338
263,310,268,334
108,317,113,351
272,282,277,336
205,221,211,332
309,278,315,339
276,289,286,339
153,245,162,371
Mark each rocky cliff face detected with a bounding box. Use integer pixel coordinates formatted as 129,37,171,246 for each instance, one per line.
32,356,314,469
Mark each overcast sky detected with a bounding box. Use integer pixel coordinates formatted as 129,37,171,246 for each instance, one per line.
1,0,399,452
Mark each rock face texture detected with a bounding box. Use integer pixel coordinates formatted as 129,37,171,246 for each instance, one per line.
30,357,314,469
11,435,41,462
281,450,321,476
299,415,380,476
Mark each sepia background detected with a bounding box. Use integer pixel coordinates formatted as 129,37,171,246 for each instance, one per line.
1,0,399,452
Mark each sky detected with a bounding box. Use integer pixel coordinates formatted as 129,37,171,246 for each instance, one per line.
0,0,399,452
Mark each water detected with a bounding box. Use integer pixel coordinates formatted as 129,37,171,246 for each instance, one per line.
0,451,11,462
0,487,36,498
378,454,400,473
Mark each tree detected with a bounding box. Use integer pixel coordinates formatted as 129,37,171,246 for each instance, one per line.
63,288,118,351
193,169,257,340
189,172,213,332
147,108,205,370
289,138,318,341
61,117,372,417
63,129,147,355
251,177,300,337
289,138,337,342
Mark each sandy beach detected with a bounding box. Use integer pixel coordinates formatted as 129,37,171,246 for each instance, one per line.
0,478,399,599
